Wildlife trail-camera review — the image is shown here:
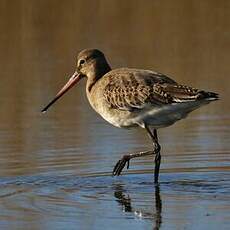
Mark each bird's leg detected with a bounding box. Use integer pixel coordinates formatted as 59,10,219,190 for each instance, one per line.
113,150,155,176
113,126,161,177
145,126,161,184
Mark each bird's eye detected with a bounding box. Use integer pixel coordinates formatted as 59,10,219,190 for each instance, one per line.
79,59,86,65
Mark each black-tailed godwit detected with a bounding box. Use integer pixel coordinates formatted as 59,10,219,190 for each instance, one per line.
42,49,219,183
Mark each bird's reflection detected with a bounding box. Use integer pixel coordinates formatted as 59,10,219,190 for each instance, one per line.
154,185,162,230
114,184,132,212
113,183,162,229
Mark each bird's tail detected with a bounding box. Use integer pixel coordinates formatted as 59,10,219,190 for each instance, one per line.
198,91,219,101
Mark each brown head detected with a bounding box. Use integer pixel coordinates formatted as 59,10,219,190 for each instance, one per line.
41,49,111,112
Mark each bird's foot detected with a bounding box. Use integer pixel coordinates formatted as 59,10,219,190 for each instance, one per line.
113,155,131,176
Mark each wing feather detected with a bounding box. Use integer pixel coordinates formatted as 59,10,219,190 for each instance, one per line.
103,68,218,111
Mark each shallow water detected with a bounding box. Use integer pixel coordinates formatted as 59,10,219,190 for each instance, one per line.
0,113,229,230
0,1,230,230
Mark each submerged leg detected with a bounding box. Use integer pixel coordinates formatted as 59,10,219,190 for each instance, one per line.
113,126,161,181
145,127,161,184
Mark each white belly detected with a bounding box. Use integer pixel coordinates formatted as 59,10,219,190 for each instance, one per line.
94,100,210,129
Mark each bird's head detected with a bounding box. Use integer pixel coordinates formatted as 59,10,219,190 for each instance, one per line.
41,49,111,113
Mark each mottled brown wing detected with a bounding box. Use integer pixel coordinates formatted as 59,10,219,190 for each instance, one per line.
103,69,177,111
159,84,219,102
103,68,218,111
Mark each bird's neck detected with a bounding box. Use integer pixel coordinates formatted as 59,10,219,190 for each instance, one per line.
86,60,111,93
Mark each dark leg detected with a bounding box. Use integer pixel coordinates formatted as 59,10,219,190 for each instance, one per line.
145,127,161,184
113,126,161,181
113,150,155,176
154,151,161,184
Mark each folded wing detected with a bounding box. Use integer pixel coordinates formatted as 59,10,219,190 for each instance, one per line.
103,68,219,111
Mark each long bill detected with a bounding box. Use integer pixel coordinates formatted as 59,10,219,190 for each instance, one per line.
41,71,82,113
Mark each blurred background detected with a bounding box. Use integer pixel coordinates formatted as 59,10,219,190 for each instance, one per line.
0,0,229,230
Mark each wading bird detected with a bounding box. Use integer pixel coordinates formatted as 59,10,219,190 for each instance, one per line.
42,49,218,183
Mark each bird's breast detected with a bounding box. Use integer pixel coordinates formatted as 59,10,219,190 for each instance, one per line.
86,82,136,128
